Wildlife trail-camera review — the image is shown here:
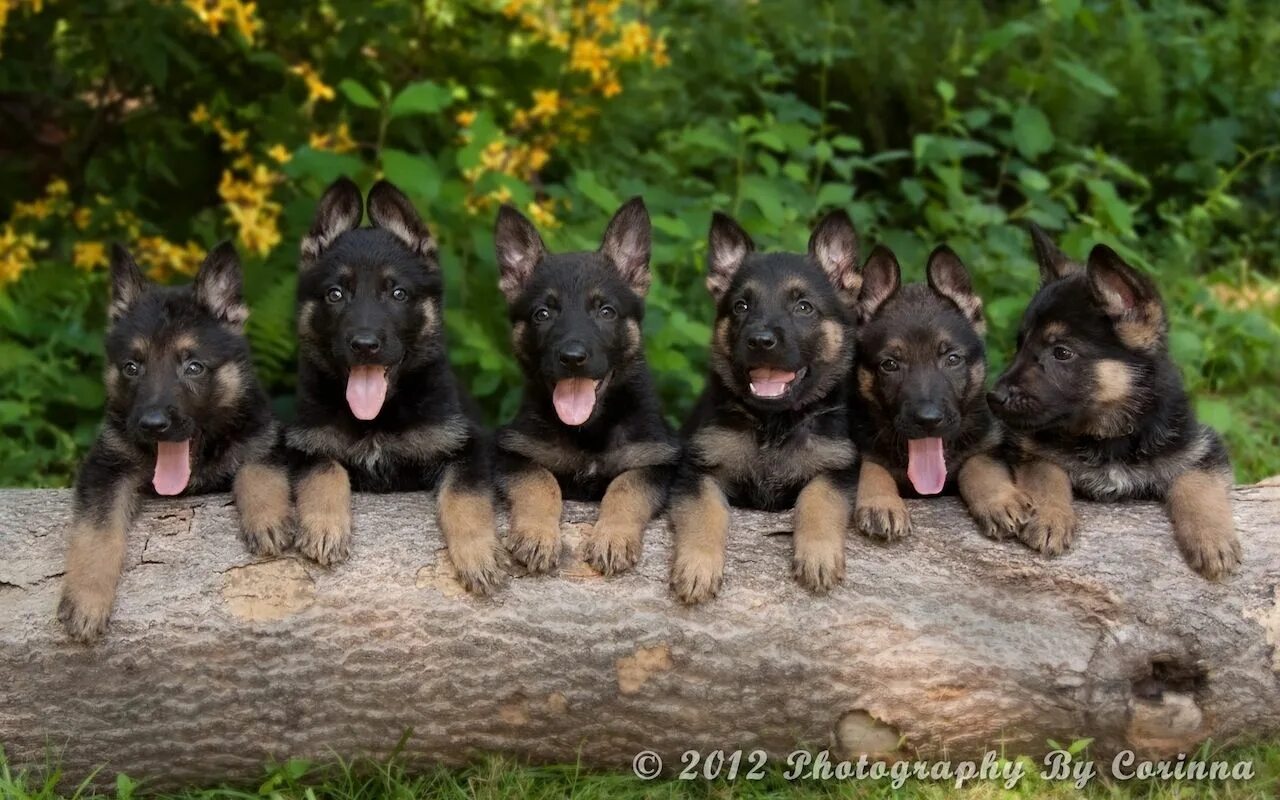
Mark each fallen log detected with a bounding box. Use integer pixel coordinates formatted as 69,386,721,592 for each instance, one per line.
1,485,1278,788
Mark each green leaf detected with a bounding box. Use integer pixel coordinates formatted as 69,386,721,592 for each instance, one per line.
1055,58,1118,98
283,147,364,185
815,183,853,209
572,170,621,212
116,773,136,800
381,149,442,198
1017,168,1051,192
389,80,453,118
1012,105,1054,160
339,79,380,109
1196,397,1233,434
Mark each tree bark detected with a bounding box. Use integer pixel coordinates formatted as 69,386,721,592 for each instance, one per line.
1,485,1278,788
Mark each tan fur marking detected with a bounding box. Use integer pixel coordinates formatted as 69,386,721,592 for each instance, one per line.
1116,300,1165,351
820,319,845,363
1043,321,1068,340
419,298,439,338
58,478,139,642
1093,359,1132,405
297,301,317,336
172,333,198,354
216,362,246,408
438,466,504,594
857,366,874,401
1168,469,1240,580
511,321,528,351
669,476,730,604
792,473,848,592
957,453,1032,541
505,467,563,574
583,469,659,575
104,367,121,397
130,336,149,355
1014,458,1076,555
855,460,911,540
233,462,293,556
624,319,642,356
691,426,756,468
294,461,352,566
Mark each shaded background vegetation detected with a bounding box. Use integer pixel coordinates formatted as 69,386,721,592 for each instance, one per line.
1,0,1277,487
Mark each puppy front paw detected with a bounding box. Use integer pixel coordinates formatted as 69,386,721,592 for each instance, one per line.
57,585,113,643
295,510,351,566
581,522,642,576
856,500,912,541
792,535,845,593
450,538,508,596
507,523,561,575
670,549,724,605
239,514,295,557
1019,504,1076,555
968,487,1035,541
1179,526,1242,581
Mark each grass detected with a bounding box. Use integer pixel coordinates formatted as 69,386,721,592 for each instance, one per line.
3,742,1278,800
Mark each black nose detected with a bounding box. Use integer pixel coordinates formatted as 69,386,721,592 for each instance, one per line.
349,333,381,357
139,409,171,434
747,330,777,351
912,404,945,430
558,343,589,367
987,387,1010,408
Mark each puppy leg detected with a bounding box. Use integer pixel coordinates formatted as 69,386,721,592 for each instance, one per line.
58,450,141,642
1168,469,1240,580
1014,458,1076,555
504,465,563,574
234,461,294,556
294,459,352,566
957,453,1034,541
582,467,663,575
855,459,911,540
792,472,849,592
669,475,730,604
439,463,506,595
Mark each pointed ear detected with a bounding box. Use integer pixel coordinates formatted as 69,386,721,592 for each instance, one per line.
195,241,249,329
856,246,901,322
807,210,861,304
1086,245,1166,351
1028,222,1081,284
600,196,651,297
366,180,436,259
926,245,985,333
706,212,754,299
301,177,363,268
108,244,147,322
495,205,547,303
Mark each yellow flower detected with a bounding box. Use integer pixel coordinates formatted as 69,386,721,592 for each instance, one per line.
526,146,550,171
481,141,510,172
218,161,283,257
291,62,335,103
46,178,69,198
73,241,109,272
570,38,610,80
0,223,44,286
213,120,248,152
599,76,622,97
73,208,93,231
455,109,477,128
134,236,206,281
182,0,261,43
530,89,561,120
310,123,357,153
190,104,211,125
266,144,292,164
11,198,51,221
527,200,558,228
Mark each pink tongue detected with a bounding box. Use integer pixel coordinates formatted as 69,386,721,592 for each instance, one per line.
748,368,797,399
907,437,947,495
346,365,389,420
552,378,599,426
153,440,191,496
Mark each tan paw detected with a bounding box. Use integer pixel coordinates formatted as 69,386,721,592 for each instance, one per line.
1019,504,1076,555
1180,528,1242,581
239,513,295,557
581,522,642,576
855,500,912,541
506,523,561,574
968,487,1035,541
450,538,508,596
792,535,845,593
57,585,113,643
295,508,351,566
670,549,724,605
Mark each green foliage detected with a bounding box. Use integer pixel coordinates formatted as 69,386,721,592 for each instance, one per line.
1,0,1277,487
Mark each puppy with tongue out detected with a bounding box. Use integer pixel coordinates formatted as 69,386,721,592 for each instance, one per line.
849,244,1033,544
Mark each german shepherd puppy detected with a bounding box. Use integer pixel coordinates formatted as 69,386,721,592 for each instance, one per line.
669,211,860,603
988,225,1241,579
850,245,1032,541
59,243,291,642
492,198,678,574
287,178,504,594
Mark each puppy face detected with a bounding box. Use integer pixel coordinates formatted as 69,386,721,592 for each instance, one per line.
104,242,252,494
296,178,444,421
705,211,859,411
495,198,650,427
990,229,1165,438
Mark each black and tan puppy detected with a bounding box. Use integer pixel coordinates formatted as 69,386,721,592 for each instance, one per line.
492,198,678,574
669,211,860,603
850,245,1032,541
287,178,504,593
988,226,1241,579
59,243,291,641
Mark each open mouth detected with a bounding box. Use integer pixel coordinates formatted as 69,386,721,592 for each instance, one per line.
153,439,193,496
552,373,611,426
748,367,807,399
346,365,390,420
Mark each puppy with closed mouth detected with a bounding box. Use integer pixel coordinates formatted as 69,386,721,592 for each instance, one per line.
59,242,291,642
850,245,1032,542
988,225,1241,579
492,198,678,575
669,210,861,603
287,178,504,594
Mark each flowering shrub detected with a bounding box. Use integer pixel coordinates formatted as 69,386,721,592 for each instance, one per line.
1,0,1278,486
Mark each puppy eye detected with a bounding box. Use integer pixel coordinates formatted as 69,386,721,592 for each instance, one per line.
1052,345,1075,361
880,358,899,373
122,361,141,378
945,352,963,367
732,299,749,315
325,286,344,304
794,300,814,315
183,360,205,377
391,287,408,302
533,307,552,323
598,305,617,320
